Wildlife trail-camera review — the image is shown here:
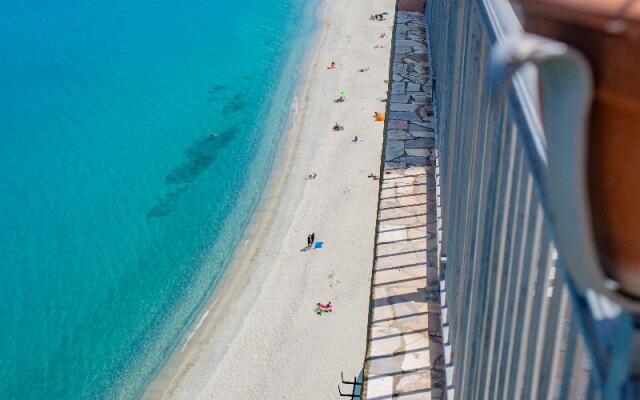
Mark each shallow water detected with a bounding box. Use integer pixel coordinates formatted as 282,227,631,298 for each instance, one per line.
0,1,315,398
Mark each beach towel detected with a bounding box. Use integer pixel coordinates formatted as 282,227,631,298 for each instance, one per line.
315,307,332,316
314,241,324,249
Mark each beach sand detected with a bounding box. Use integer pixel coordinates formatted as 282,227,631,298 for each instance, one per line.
143,0,395,398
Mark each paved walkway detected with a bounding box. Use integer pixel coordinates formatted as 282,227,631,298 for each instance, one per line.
362,11,444,400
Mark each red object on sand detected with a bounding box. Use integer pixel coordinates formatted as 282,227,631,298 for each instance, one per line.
317,303,333,311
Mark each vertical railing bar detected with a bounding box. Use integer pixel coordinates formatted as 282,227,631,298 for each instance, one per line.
512,206,547,397
500,162,535,400
540,282,570,399
469,33,497,399
558,313,580,399
452,2,482,391
522,221,555,399
448,1,471,376
520,208,551,399
492,132,526,396
489,143,526,400
472,76,517,398
460,15,504,396
446,0,472,366
441,0,470,271
487,92,520,396
484,139,519,398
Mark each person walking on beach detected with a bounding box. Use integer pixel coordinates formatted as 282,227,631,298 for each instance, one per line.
310,232,315,245
307,234,313,248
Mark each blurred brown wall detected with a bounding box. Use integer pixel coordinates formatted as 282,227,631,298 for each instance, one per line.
397,0,425,12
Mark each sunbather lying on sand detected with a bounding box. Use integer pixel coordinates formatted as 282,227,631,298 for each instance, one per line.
317,302,333,310
315,302,333,315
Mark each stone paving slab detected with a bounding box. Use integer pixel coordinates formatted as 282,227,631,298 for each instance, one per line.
375,253,428,271
362,11,443,400
377,226,426,243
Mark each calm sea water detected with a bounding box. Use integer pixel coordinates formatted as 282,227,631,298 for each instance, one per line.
0,1,316,398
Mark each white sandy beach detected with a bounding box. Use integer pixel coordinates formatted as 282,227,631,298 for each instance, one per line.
144,0,395,398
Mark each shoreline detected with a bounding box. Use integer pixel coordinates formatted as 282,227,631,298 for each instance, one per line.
144,0,396,397
142,3,327,397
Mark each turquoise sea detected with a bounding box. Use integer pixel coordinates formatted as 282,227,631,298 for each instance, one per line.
0,1,316,398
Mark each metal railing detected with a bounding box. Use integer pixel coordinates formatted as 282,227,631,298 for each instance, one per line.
424,1,611,398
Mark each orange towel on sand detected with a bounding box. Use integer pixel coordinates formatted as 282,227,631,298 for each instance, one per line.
375,113,385,121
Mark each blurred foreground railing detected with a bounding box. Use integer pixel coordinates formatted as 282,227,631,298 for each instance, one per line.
424,1,640,398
